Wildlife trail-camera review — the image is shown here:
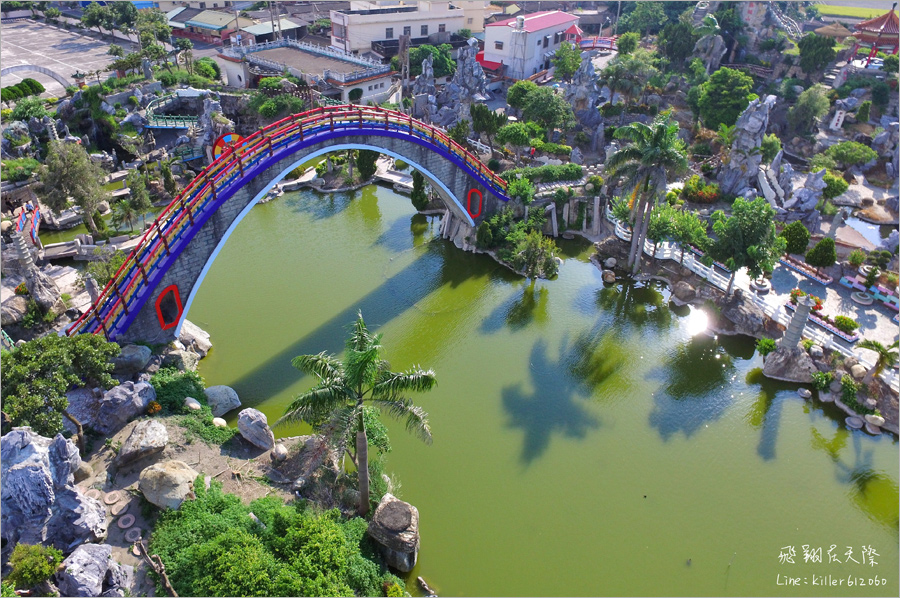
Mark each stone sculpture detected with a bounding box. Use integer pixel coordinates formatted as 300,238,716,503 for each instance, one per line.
433,40,491,127
718,95,776,197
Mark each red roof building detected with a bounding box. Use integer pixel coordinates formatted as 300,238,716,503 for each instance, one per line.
851,8,899,64
481,10,580,79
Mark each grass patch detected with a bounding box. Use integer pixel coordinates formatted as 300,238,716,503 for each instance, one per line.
178,405,238,445
150,367,205,414
816,5,895,19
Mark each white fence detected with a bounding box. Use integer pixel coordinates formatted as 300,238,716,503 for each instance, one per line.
606,206,900,390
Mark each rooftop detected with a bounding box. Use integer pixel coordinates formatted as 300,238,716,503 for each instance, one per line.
486,10,579,33
185,9,241,30
255,46,383,76
241,18,304,36
167,7,203,26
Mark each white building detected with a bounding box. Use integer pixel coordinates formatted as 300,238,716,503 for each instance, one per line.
480,11,579,80
450,0,489,33
330,1,467,54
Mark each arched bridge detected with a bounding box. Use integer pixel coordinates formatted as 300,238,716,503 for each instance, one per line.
65,105,510,343
0,64,72,89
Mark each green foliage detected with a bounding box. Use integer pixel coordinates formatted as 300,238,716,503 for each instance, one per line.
506,80,538,111
496,122,531,162
840,375,864,408
410,170,428,211
756,338,777,357
40,141,109,233
11,97,48,121
848,248,866,268
507,176,535,204
809,153,837,172
1,335,119,437
551,41,581,81
161,161,177,195
356,149,378,181
698,67,755,129
80,247,127,287
779,220,810,255
7,544,64,590
883,54,899,73
822,171,848,200
824,141,878,169
470,103,506,150
150,367,205,414
659,21,699,68
347,87,363,103
805,236,836,272
871,80,890,107
797,34,836,73
1,581,14,597
487,158,501,172
832,315,859,334
511,229,559,279
709,197,786,286
194,57,220,81
500,163,582,184
856,100,871,123
760,133,781,163
476,220,493,247
0,157,40,182
680,174,721,204
392,44,455,78
787,84,830,133
616,31,639,56
531,139,571,156
447,119,470,146
811,371,833,392
179,405,238,444
522,87,574,141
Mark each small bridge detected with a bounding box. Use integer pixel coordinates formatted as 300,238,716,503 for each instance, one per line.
146,94,199,129
65,105,510,343
0,64,72,89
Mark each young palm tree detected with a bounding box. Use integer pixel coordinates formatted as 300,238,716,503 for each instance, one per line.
606,115,689,275
111,198,138,232
277,312,437,516
856,339,899,384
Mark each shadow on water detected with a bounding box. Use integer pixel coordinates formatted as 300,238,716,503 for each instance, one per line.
811,425,900,531
743,367,803,461
480,283,550,333
646,334,736,440
225,241,481,408
594,280,673,333
283,189,354,221
502,339,600,465
374,213,433,253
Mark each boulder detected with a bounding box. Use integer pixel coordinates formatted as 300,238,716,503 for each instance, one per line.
798,388,812,398
367,493,420,572
94,381,156,435
162,349,199,372
717,289,772,337
763,346,817,383
57,543,111,597
1,295,29,325
25,268,66,318
601,269,616,283
1,428,107,551
63,387,101,435
238,409,275,450
809,344,824,358
204,385,241,417
184,397,202,411
103,560,134,597
850,363,867,380
115,420,168,467
212,417,227,428
178,319,212,358
139,460,198,510
74,462,93,483
603,257,617,269
271,443,288,462
672,281,697,305
111,344,152,377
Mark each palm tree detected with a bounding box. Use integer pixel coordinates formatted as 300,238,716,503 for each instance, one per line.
606,115,689,275
856,339,899,384
277,312,437,516
111,198,138,232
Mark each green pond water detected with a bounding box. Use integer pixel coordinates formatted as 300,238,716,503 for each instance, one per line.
187,184,899,597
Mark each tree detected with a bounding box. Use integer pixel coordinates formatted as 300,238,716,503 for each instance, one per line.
646,204,677,256
44,6,59,21
80,247,127,287
870,80,890,107
697,67,755,130
551,41,581,81
615,32,639,56
511,230,558,281
142,43,168,71
856,100,871,123
392,44,455,78
126,170,152,228
7,544,63,591
626,1,666,36
856,340,899,384
787,84,829,133
822,171,849,200
40,142,109,234
470,103,506,152
410,170,428,211
607,115,689,274
136,8,172,51
824,140,878,169
356,149,378,181
107,44,125,58
448,119,470,146
522,86,574,141
506,79,538,113
760,133,781,163
671,209,709,264
709,197,786,295
658,21,699,69
496,122,530,164
882,54,899,73
160,160,178,196
797,33,836,74
174,37,194,74
277,313,436,516
1,335,119,450
81,2,112,37
507,177,535,204
805,236,836,276
110,0,137,40
111,197,138,232
779,220,810,255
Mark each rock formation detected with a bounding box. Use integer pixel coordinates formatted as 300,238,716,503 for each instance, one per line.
115,420,168,467
367,493,420,572
64,381,157,436
693,34,727,74
56,543,133,597
763,345,817,383
433,40,491,127
411,54,439,123
204,385,241,417
761,150,823,232
718,95,777,197
178,319,212,358
564,52,603,132
139,460,198,510
238,408,275,450
1,428,107,552
111,344,152,378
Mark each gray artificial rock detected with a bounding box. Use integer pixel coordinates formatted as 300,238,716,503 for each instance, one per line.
367,493,420,572
693,34,727,74
139,460,198,510
178,319,212,358
763,346,817,383
104,560,134,597
672,280,697,305
162,349,199,372
25,267,66,317
1,295,29,325
570,146,584,165
111,344,152,377
204,385,241,417
57,543,111,597
237,408,275,450
433,42,491,128
100,101,116,115
94,381,157,435
564,52,603,129
809,344,824,358
880,230,899,253
1,428,107,551
717,289,773,338
718,96,776,197
115,420,168,467
411,54,439,123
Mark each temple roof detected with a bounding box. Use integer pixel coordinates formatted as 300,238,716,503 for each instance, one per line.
853,9,898,40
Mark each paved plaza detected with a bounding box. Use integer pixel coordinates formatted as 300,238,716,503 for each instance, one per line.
0,20,124,95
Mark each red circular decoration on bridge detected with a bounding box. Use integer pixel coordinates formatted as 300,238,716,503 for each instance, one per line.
213,133,247,159
466,189,483,219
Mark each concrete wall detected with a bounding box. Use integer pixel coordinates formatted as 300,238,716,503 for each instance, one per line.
119,133,505,343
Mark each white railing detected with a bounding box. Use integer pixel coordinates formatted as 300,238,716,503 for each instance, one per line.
606,209,899,390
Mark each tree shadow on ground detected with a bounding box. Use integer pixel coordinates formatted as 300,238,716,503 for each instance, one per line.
502,339,600,465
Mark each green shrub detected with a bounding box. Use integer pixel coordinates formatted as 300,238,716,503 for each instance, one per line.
681,174,720,203
848,249,866,268
11,97,48,121
158,71,177,87
7,544,64,590
779,220,810,255
811,371,833,392
195,58,221,80
832,315,859,334
801,338,815,351
822,171,849,200
574,131,590,146
839,375,872,414
587,175,604,190
150,367,205,414
393,159,408,170
824,141,877,169
0,157,40,182
2,581,15,597
856,100,871,123
690,142,713,158
500,163,582,183
487,158,501,172
756,338,777,357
